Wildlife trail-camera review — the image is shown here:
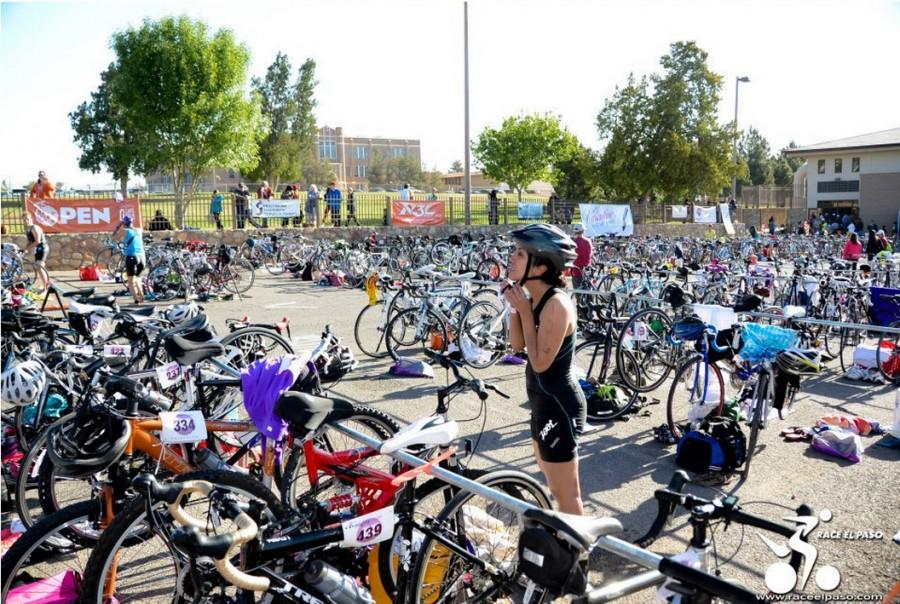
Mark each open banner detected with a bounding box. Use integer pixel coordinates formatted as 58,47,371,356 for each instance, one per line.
579,204,634,237
25,197,142,233
517,203,544,220
671,205,688,219
693,205,717,224
391,200,445,226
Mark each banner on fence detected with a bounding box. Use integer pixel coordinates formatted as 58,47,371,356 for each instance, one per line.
250,199,301,218
25,197,142,233
391,200,445,226
578,204,634,237
693,205,717,224
517,203,544,220
671,205,688,219
719,203,735,235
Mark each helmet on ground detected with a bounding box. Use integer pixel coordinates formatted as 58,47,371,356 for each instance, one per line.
166,302,200,326
1,360,46,406
776,348,821,376
46,408,131,478
510,224,577,273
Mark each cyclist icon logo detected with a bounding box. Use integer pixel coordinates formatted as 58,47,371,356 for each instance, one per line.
759,508,841,594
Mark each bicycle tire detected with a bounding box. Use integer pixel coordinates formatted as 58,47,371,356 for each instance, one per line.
743,370,770,478
408,470,552,604
616,307,675,393
458,300,505,369
279,406,401,508
219,326,294,367
385,307,448,362
222,258,256,294
78,469,289,604
666,353,725,440
14,413,74,528
354,301,391,359
1,499,102,600
574,339,641,421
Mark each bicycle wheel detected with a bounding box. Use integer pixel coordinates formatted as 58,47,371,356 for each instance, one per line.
219,326,294,367
743,371,770,477
79,469,289,604
1,500,102,601
354,301,391,359
616,308,675,393
666,353,725,440
385,307,448,362
279,406,401,509
458,300,505,369
839,326,865,374
476,259,503,282
876,321,900,383
573,338,640,421
222,258,256,294
263,248,285,275
15,414,74,528
409,470,552,604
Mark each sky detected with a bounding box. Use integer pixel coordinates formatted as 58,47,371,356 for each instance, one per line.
1,0,899,189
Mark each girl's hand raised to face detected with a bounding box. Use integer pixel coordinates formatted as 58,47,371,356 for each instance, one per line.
503,281,532,316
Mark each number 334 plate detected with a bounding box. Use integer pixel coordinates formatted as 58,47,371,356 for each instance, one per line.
160,411,207,444
340,506,395,547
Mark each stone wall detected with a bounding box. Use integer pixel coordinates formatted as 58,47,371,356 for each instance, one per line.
3,222,743,271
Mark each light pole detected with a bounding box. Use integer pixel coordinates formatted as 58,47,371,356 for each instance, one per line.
732,76,750,203
463,1,471,225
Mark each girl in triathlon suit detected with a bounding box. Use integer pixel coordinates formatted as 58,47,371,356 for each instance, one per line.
504,224,586,515
23,212,49,291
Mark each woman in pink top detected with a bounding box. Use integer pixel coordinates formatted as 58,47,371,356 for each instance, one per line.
842,232,863,261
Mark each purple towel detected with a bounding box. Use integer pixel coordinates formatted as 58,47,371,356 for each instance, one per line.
241,355,306,443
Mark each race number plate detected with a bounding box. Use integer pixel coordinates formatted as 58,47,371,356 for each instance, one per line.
103,344,131,357
160,411,207,444
340,506,395,547
156,362,183,389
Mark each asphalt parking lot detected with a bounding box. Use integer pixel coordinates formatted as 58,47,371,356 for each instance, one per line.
25,272,900,600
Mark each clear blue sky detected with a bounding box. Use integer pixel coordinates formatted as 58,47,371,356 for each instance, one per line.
2,0,899,189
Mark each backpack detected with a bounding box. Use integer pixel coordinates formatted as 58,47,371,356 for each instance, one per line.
675,416,746,475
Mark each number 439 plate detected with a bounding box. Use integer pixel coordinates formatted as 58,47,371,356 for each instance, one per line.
340,506,395,547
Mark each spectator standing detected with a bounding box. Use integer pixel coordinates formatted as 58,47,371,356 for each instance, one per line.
232,182,250,229
345,187,359,226
209,189,224,229
768,215,776,235
292,185,303,227
257,181,273,228
877,229,892,253
22,212,49,291
842,232,863,261
399,183,412,201
324,181,342,227
571,224,592,291
488,189,499,225
148,210,173,231
866,229,881,259
427,187,438,201
280,185,295,228
30,170,55,199
113,216,145,304
306,184,320,227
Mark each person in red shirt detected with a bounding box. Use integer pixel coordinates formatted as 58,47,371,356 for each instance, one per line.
842,232,863,261
571,224,593,291
30,170,54,199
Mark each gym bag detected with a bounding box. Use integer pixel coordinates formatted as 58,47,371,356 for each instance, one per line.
675,416,746,475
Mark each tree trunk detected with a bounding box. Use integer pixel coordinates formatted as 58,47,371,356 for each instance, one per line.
173,168,185,229
517,187,523,203
118,172,129,199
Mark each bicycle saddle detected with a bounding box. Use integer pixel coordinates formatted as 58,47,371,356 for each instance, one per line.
380,415,459,454
522,507,623,551
163,334,225,366
59,286,96,299
68,299,117,316
274,391,355,432
121,305,157,318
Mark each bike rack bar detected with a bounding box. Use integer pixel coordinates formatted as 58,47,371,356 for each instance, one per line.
579,569,664,603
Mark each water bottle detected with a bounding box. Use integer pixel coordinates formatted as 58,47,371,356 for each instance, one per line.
304,560,374,604
194,448,247,474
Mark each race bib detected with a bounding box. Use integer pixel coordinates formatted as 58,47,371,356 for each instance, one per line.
103,344,131,357
156,362,183,389
65,344,93,356
340,506,395,547
632,321,649,342
160,411,207,444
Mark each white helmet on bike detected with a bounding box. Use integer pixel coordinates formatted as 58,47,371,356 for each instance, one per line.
1,360,46,406
166,302,200,326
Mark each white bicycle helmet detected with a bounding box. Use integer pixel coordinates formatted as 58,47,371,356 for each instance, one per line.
1,360,46,406
776,348,821,376
166,302,200,326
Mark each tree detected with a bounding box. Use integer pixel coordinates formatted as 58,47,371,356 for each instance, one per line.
300,151,335,187
246,52,297,190
551,143,604,200
419,170,445,192
472,113,573,201
596,42,734,201
110,16,266,226
69,64,143,197
395,155,422,185
739,127,774,187
449,160,463,173
367,148,396,186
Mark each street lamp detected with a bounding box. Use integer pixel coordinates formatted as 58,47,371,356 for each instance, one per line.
732,76,750,203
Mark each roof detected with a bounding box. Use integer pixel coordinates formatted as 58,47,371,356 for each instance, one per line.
783,127,900,156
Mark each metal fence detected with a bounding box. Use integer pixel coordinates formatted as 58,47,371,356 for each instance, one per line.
740,184,806,209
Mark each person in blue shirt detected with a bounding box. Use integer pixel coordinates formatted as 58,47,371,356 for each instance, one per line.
324,181,342,227
113,215,145,304
209,189,224,229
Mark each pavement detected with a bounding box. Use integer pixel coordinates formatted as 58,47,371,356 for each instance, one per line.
12,271,900,601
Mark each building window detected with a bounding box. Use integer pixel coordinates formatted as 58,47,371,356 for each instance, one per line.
817,180,859,193
834,158,842,173
392,147,406,158
356,165,367,178
319,140,337,160
817,159,825,174
851,157,860,173
355,146,368,160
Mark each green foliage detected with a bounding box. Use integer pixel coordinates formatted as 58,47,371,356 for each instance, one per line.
449,160,464,173
69,64,143,196
472,113,573,201
300,151,335,187
596,42,734,202
550,142,604,200
367,148,395,186
109,16,266,226
739,127,775,187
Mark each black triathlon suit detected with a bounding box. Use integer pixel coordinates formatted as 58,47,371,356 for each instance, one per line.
526,287,587,463
26,226,47,262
